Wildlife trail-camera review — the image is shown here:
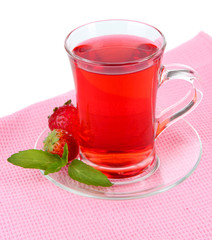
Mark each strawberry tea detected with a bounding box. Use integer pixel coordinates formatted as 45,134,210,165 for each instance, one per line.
70,35,160,178
65,20,201,178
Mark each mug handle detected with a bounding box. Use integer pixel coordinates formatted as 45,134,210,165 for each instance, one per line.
156,64,203,137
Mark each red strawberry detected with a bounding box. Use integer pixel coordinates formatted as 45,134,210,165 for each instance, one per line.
43,129,79,162
48,100,79,138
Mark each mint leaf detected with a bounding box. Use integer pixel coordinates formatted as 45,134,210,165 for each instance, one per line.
61,143,69,166
8,148,113,187
44,144,69,175
44,162,63,175
8,149,62,170
68,159,113,187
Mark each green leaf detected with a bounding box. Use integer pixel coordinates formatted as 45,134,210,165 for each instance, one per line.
44,162,63,175
7,149,62,170
68,159,113,187
61,143,69,166
44,144,69,174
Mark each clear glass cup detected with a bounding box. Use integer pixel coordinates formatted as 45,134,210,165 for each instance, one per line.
65,20,202,179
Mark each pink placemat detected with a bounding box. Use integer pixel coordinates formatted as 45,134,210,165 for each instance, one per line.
0,32,212,240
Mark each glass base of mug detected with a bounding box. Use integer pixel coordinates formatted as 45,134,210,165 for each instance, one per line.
79,149,159,179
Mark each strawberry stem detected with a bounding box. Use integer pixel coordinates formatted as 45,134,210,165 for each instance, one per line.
64,100,72,105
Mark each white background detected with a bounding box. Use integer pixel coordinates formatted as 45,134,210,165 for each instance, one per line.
0,0,211,117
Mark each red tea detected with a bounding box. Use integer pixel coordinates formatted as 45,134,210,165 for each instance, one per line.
70,35,161,178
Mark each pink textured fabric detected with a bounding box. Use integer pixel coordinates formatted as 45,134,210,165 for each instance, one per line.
0,32,212,240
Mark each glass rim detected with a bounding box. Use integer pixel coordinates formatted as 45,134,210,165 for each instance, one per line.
64,19,167,66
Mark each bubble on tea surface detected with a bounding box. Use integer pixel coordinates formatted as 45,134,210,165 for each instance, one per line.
73,45,93,59
73,44,104,62
132,43,158,60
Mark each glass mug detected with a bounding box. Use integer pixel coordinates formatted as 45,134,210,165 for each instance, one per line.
65,20,202,178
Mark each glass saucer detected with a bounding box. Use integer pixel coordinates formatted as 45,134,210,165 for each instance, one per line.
34,119,202,200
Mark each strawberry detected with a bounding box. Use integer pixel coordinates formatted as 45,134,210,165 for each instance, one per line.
48,100,79,138
43,129,79,162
